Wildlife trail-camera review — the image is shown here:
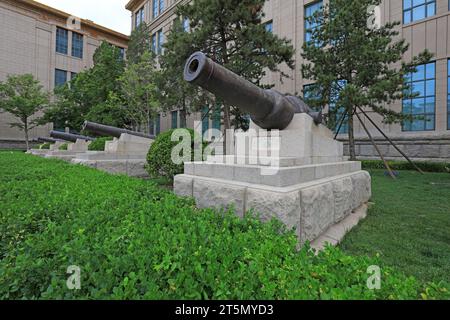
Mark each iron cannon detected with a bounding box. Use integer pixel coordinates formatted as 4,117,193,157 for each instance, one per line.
37,137,63,144
82,121,155,140
50,131,94,143
184,51,322,130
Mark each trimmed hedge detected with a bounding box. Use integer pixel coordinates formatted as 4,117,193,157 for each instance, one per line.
88,137,114,151
146,129,208,181
362,160,450,173
58,143,68,151
0,152,449,300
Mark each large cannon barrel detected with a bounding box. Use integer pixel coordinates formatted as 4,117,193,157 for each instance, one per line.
50,131,94,143
184,52,322,130
82,121,155,140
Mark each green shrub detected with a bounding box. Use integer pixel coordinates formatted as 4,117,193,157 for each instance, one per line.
0,152,449,300
88,137,114,151
39,143,51,150
362,160,450,173
146,129,208,181
58,143,68,151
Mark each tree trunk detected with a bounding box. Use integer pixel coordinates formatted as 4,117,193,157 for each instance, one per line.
347,108,356,161
24,120,30,151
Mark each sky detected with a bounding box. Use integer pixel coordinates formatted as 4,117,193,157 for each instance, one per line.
35,0,131,35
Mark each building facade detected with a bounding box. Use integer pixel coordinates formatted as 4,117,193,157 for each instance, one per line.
0,0,129,148
130,0,450,160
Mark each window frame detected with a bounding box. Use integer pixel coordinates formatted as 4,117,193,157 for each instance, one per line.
403,0,436,24
402,61,436,132
304,1,323,44
56,27,68,55
71,32,84,59
55,69,68,87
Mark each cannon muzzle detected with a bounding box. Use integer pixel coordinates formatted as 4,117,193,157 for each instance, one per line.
82,121,155,140
50,131,94,143
184,52,322,130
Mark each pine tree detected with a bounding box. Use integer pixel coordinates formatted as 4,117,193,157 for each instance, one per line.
301,0,432,160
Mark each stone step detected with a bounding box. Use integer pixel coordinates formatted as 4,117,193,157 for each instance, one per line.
207,155,345,167
184,161,361,188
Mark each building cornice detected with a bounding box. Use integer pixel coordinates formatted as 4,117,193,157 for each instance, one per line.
17,0,129,42
125,0,146,11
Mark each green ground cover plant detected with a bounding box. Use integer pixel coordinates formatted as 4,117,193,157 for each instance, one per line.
0,152,448,300
58,143,68,151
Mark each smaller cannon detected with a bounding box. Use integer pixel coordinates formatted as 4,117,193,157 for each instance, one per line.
50,131,94,143
82,121,155,140
37,137,63,144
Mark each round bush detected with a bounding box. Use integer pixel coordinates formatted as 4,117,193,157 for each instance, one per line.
88,137,114,151
39,143,51,150
146,129,208,181
58,143,68,151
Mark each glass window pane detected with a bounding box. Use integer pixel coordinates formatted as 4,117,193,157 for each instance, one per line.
425,79,435,96
412,0,425,6
412,81,425,96
425,97,435,113
403,100,412,113
404,10,412,23
412,5,426,21
412,119,425,131
412,64,425,81
403,120,412,131
425,115,435,130
426,3,435,17
404,0,412,9
412,98,425,114
425,62,435,79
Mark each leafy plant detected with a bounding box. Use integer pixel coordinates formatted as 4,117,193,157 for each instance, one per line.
0,152,448,300
39,143,51,150
146,129,208,181
88,137,114,151
58,143,68,151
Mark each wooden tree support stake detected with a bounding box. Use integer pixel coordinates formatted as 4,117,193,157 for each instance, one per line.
356,106,424,175
354,110,397,179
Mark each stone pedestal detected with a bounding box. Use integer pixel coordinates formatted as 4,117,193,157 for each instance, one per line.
44,139,91,161
174,114,372,245
71,133,153,177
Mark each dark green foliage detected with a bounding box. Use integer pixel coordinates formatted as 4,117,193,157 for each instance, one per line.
58,143,68,151
341,170,450,284
362,160,450,173
146,129,207,181
39,143,51,150
0,152,448,300
88,137,114,151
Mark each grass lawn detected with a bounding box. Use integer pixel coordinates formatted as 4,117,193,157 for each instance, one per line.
340,169,450,284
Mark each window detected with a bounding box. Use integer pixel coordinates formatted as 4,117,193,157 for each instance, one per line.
151,34,157,53
55,69,67,87
71,72,77,81
118,47,125,60
330,80,348,134
447,60,450,129
158,30,164,55
403,62,435,131
265,21,273,33
56,27,68,54
305,1,323,44
403,0,436,24
155,114,161,135
71,32,83,59
212,106,221,131
135,6,144,28
183,17,190,32
153,0,165,19
171,111,178,129
202,107,210,136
